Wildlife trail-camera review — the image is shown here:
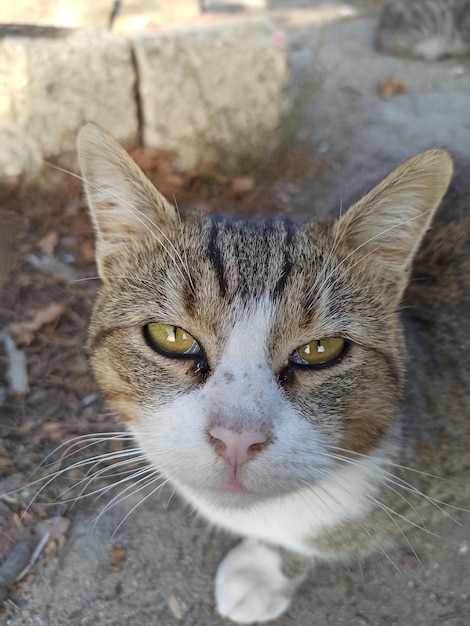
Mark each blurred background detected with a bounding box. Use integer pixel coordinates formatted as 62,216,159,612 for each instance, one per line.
0,1,469,624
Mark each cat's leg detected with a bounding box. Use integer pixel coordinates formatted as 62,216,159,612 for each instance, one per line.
215,538,310,624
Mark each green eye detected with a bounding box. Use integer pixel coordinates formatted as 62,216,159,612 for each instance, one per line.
292,337,346,367
145,323,200,357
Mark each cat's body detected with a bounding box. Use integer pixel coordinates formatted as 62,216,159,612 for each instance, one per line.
78,123,470,624
375,0,470,60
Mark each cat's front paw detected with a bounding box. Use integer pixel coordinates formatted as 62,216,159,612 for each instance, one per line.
215,539,293,624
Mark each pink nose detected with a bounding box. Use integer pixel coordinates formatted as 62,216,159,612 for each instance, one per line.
208,426,269,468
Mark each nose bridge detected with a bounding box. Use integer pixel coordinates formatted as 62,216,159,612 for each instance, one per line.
206,298,276,422
207,361,276,432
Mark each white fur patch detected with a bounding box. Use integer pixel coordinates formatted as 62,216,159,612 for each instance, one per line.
215,539,293,624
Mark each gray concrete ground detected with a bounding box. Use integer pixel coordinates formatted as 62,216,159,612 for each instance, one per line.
6,3,470,625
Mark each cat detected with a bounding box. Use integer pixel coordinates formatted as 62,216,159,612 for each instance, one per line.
77,122,470,624
375,0,470,60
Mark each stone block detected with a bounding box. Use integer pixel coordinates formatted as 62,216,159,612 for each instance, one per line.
0,128,43,187
132,15,289,171
0,14,289,186
0,28,138,185
113,0,201,31
0,0,202,29
0,0,114,29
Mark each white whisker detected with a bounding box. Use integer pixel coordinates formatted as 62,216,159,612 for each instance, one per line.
93,468,162,524
69,465,154,507
58,456,149,504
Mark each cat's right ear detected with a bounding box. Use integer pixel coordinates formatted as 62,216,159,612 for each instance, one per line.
77,122,179,277
333,149,453,302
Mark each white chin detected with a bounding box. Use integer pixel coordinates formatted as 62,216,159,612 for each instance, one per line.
181,482,285,512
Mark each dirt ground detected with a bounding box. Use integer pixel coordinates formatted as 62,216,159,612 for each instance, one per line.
1,1,470,625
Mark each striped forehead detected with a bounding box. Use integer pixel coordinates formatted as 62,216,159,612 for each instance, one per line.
204,216,296,298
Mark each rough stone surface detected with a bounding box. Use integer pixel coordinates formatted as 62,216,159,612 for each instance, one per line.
115,0,201,27
0,0,202,29
0,29,138,185
0,129,43,187
132,15,289,170
0,0,114,29
0,15,288,185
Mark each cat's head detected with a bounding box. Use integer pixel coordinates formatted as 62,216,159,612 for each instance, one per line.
78,123,452,512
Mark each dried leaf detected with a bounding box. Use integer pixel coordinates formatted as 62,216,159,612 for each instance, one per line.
109,544,128,570
39,421,63,436
38,231,59,256
40,516,71,551
80,240,95,264
378,77,409,100
9,303,66,346
129,147,184,198
231,177,256,197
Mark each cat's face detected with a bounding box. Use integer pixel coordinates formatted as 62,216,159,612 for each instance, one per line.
88,214,405,510
78,123,452,514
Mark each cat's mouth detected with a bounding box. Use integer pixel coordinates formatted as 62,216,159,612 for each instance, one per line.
221,479,246,493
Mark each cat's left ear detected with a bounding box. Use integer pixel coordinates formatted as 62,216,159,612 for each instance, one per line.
334,149,453,299
77,122,179,275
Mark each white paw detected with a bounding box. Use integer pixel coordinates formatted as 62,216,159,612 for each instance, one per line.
215,539,293,624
